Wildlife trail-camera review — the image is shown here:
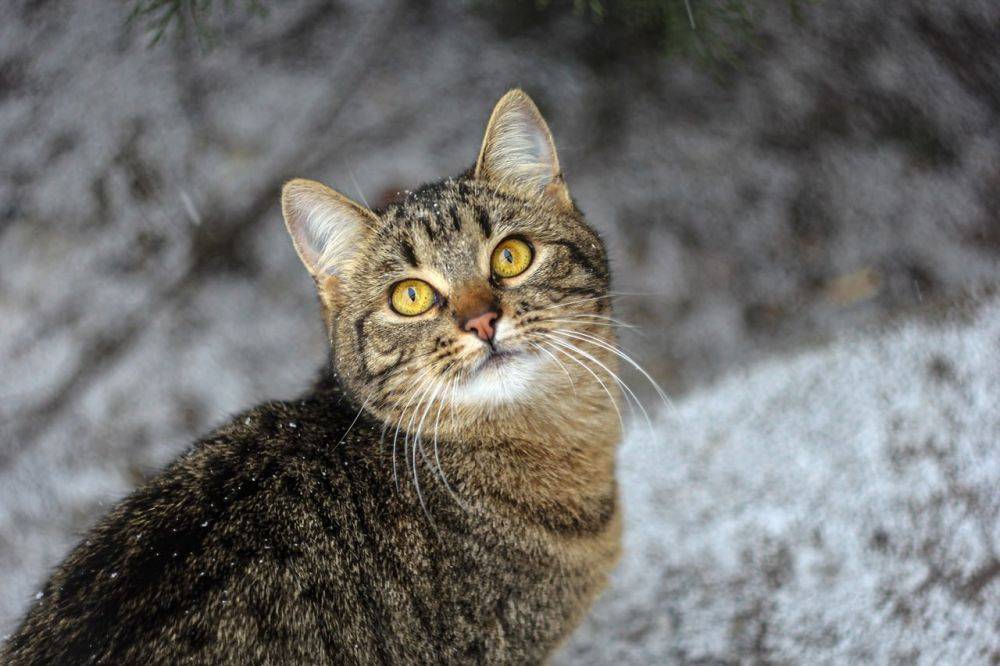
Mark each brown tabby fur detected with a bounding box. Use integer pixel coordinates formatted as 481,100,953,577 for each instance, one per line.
3,90,622,664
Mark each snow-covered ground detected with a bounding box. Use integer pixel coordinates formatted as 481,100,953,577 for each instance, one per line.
2,292,997,660
559,297,1000,663
1,0,998,658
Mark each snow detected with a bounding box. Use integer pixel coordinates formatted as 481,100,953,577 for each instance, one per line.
1,0,999,659
2,298,997,661
557,299,1000,664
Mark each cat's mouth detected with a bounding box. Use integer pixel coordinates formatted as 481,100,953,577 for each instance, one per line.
449,345,543,405
451,309,545,402
473,347,521,372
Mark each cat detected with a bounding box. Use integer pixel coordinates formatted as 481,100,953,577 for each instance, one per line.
3,89,624,664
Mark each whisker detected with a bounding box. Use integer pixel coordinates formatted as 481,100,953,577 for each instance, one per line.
409,378,442,527
536,338,625,430
542,317,641,333
551,328,674,413
542,333,653,438
535,290,668,314
396,376,434,511
333,391,373,450
429,377,470,513
383,344,458,386
605,290,669,298
402,373,438,465
391,368,435,492
546,313,640,329
527,341,577,396
347,164,371,210
535,294,616,313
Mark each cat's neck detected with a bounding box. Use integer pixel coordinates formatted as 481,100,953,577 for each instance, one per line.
430,370,622,514
314,357,622,512
314,354,622,454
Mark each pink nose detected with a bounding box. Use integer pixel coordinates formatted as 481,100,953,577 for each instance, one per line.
463,311,499,342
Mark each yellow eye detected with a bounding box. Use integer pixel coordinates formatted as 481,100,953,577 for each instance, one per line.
390,279,437,316
491,237,533,278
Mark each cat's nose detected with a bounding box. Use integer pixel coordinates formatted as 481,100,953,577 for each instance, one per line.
463,311,499,342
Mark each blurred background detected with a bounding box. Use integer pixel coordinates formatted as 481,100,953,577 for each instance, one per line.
1,0,998,658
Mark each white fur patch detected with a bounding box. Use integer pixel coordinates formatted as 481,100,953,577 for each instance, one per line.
448,351,545,407
449,317,548,405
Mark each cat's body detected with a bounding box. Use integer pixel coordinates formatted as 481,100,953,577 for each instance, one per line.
4,91,624,664
6,373,620,664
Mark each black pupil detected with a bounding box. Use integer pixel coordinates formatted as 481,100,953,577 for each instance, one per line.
503,248,513,263
407,286,416,301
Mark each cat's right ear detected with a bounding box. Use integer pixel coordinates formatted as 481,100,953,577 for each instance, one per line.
281,178,376,280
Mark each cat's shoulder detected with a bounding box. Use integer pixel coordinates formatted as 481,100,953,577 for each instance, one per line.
90,390,373,560
195,383,370,457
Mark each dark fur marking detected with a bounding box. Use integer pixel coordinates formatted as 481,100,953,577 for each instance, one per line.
476,207,493,239
5,155,618,665
352,308,405,383
550,239,604,279
401,240,418,267
419,215,437,241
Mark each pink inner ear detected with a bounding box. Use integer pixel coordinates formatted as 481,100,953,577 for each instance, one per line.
287,211,323,270
477,92,562,195
283,182,372,277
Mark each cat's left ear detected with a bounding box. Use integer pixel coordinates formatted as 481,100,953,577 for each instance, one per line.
474,89,572,208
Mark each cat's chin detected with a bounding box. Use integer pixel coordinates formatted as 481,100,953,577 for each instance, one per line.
449,349,545,407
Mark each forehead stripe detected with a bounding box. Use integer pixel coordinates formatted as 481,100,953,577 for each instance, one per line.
400,240,418,267
418,215,437,241
476,208,493,239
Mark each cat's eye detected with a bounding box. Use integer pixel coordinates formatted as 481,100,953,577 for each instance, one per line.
491,237,533,279
390,279,437,316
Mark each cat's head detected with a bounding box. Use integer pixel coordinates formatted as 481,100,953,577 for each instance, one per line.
282,90,616,426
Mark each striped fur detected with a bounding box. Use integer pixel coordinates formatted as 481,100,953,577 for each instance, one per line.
3,90,622,664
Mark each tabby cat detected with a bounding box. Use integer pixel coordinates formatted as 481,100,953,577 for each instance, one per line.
3,89,623,664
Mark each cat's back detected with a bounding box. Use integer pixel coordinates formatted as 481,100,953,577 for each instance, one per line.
2,390,391,664
5,387,610,664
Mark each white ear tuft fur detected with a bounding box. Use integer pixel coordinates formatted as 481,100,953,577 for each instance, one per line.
281,178,376,277
474,89,569,203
